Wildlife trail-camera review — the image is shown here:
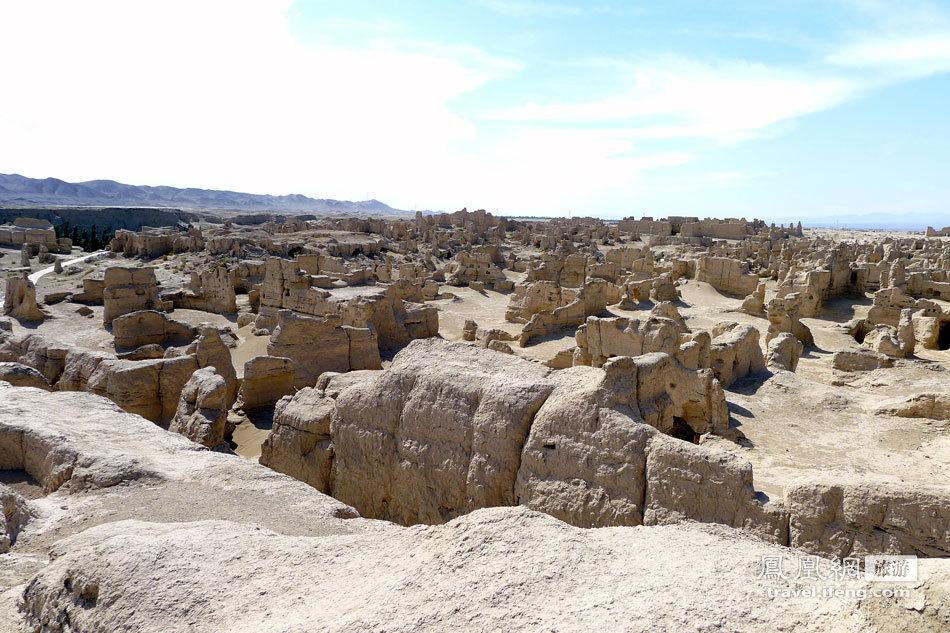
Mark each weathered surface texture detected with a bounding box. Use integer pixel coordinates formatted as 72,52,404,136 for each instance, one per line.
261,385,339,491
512,365,654,528
832,348,894,372
708,322,766,387
176,265,238,314
787,477,950,558
1,377,949,632
695,257,760,296
102,266,162,325
0,328,234,423
3,276,44,321
260,338,950,559
575,315,682,367
327,342,553,525
168,367,229,448
766,332,804,372
263,340,751,531
875,393,950,420
0,482,32,553
111,310,196,350
267,309,381,389
0,362,50,390
20,506,945,633
237,355,297,409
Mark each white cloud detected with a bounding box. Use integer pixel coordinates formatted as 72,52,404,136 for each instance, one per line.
0,1,520,209
463,128,696,212
700,171,759,183
825,0,950,78
473,0,648,18
473,0,585,18
0,0,697,215
828,31,950,78
490,57,859,144
3,0,948,218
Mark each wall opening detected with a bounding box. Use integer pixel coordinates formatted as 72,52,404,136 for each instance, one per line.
938,322,950,350
669,417,700,444
849,320,868,344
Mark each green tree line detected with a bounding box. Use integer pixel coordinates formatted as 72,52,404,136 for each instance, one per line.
52,221,115,251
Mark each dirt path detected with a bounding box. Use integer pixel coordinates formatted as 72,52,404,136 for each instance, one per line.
27,250,106,284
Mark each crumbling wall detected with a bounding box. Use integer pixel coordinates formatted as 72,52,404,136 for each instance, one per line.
694,257,760,296
102,267,162,325
267,310,381,389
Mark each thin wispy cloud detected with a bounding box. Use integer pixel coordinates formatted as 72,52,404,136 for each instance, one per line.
489,57,859,144
473,0,585,18
699,170,775,184
473,0,648,19
829,31,950,77
825,0,950,78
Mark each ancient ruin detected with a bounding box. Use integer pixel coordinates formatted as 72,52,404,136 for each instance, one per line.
8,0,950,622
2,205,948,631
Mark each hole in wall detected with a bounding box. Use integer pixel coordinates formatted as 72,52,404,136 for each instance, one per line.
669,417,699,444
938,322,950,350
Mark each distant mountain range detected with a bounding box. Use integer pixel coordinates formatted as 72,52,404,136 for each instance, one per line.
0,173,418,216
2,173,945,230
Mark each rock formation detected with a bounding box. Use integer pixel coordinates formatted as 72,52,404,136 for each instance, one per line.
237,355,297,410
267,310,381,388
171,264,238,313
766,293,814,345
111,310,196,349
102,266,163,324
0,361,51,389
875,392,950,420
574,314,683,366
168,366,230,448
3,275,44,321
740,281,767,314
0,482,33,553
708,322,766,387
695,256,760,296
258,338,950,561
0,217,69,251
765,332,804,372
461,318,478,341
263,339,738,528
0,325,235,424
832,348,894,371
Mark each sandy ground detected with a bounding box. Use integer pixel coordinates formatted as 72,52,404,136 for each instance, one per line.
231,323,269,378
231,408,275,460
229,323,276,460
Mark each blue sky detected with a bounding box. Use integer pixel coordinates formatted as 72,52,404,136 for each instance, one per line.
2,1,949,220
